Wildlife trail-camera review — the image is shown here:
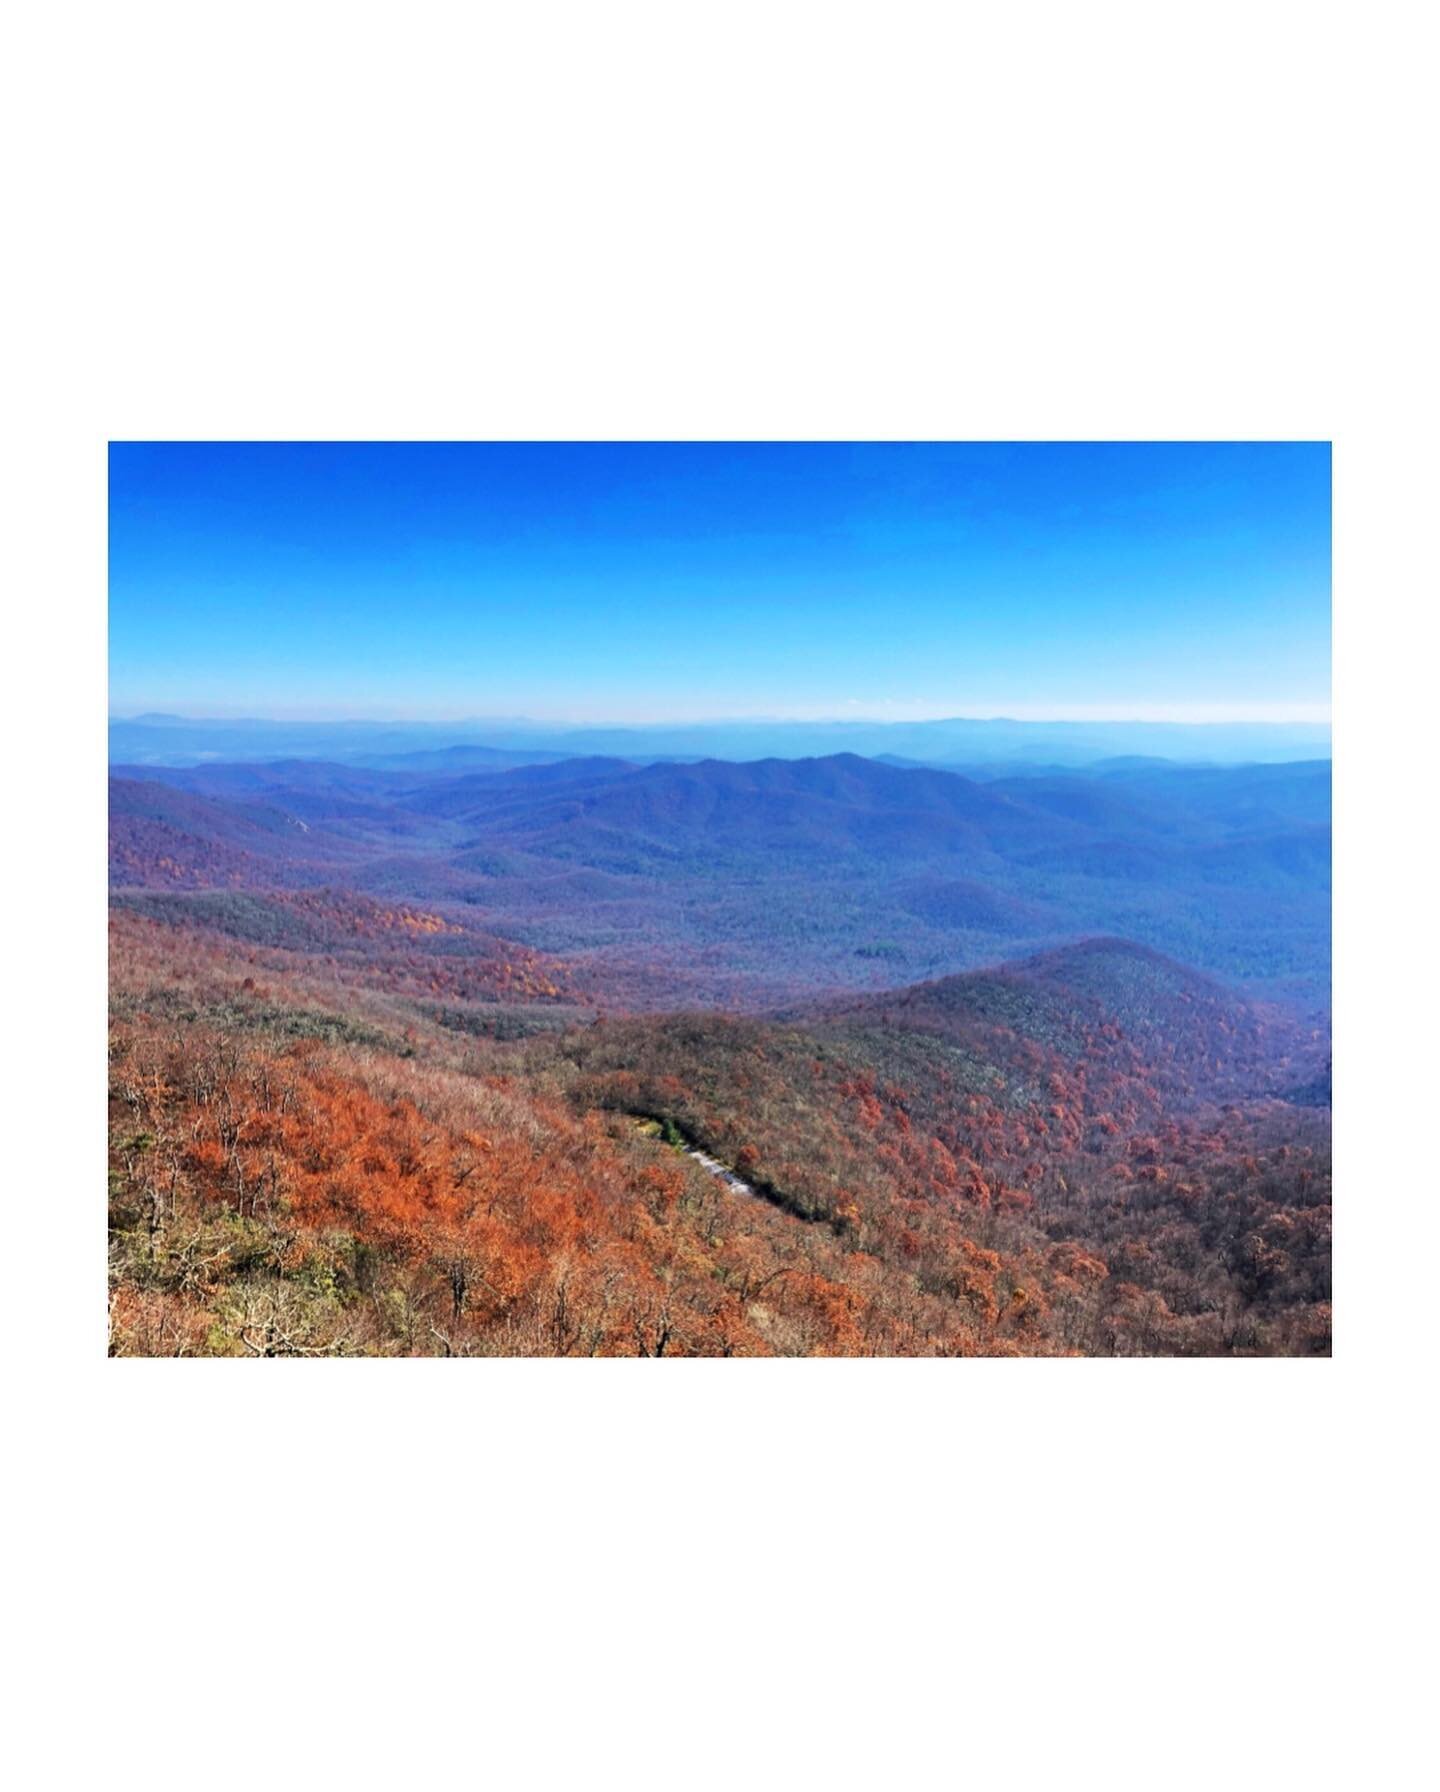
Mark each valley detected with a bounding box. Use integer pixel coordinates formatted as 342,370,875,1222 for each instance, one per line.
108,748,1331,1357
110,750,1331,1009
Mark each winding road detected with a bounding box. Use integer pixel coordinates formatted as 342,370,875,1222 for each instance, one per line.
682,1145,760,1199
629,1114,764,1202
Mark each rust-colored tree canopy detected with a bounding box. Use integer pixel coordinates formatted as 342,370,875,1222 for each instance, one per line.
109,908,1330,1357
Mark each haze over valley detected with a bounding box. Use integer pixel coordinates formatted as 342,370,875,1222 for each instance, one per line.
111,731,1331,1012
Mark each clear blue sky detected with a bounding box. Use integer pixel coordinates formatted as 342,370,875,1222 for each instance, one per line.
109,442,1331,722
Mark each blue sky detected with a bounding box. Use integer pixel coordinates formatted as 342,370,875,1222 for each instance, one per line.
109,442,1331,722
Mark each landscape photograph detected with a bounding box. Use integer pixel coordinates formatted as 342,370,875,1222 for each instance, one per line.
108,440,1332,1358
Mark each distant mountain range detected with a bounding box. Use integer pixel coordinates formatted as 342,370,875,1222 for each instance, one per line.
110,748,1331,1008
108,712,1332,770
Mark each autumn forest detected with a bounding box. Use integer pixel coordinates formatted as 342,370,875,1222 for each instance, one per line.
108,741,1331,1357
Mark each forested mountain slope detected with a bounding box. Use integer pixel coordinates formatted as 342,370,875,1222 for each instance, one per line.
108,909,1330,1358
111,752,1332,1004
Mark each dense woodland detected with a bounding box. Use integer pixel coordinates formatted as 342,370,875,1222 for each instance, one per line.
109,848,1331,1357
110,752,1332,1009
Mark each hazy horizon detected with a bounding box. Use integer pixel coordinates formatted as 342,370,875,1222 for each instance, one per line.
111,704,1332,727
109,708,1331,773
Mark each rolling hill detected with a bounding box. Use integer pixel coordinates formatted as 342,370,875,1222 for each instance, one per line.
109,750,1332,1005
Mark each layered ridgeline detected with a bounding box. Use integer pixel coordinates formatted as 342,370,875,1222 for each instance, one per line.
110,712,1332,769
111,751,1331,1008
